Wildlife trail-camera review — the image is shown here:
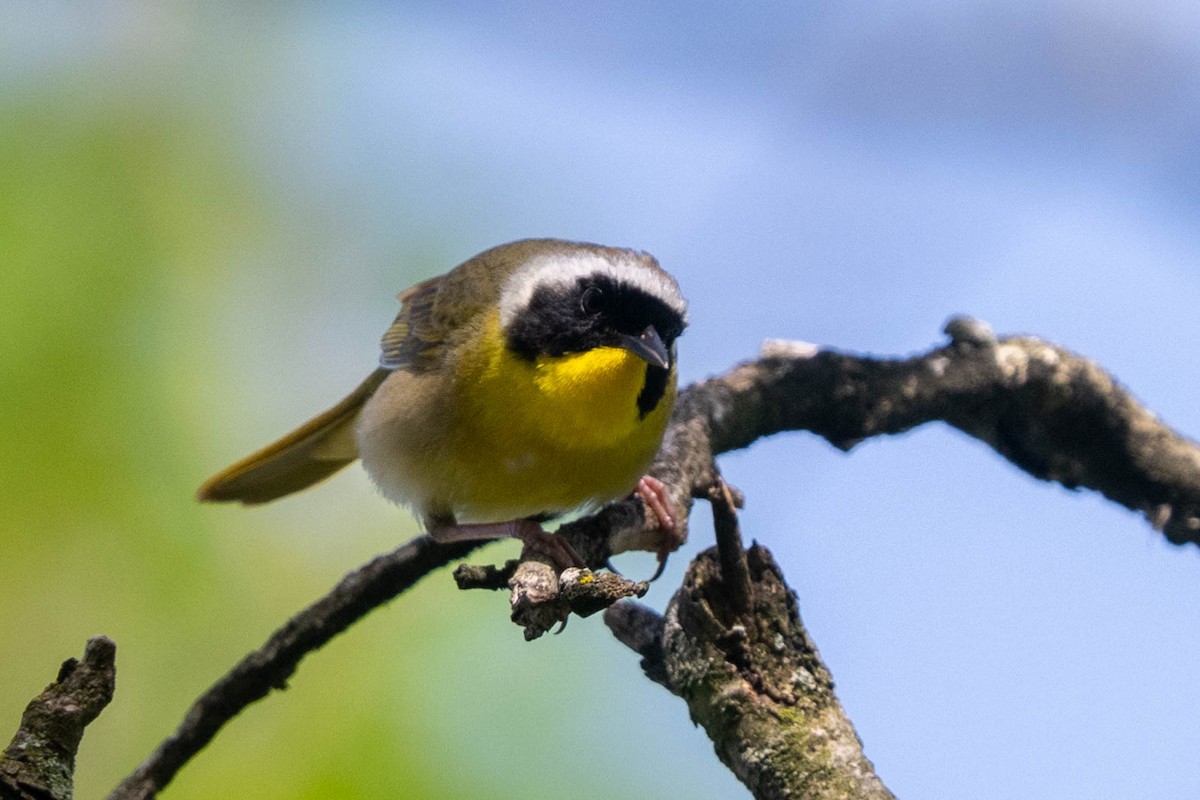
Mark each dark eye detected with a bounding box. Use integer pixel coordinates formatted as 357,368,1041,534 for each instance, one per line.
580,285,603,315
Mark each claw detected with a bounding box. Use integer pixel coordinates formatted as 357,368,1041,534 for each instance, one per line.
648,552,669,582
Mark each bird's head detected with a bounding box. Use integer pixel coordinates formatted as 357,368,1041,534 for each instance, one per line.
499,241,688,417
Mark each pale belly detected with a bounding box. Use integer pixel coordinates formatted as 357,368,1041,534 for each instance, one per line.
358,400,663,524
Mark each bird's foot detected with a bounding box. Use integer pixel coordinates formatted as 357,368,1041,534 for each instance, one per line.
636,475,685,580
429,518,586,572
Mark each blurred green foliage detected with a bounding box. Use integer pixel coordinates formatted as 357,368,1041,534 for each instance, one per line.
0,76,492,799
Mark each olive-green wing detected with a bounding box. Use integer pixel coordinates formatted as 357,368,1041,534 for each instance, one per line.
378,252,510,371
379,276,446,371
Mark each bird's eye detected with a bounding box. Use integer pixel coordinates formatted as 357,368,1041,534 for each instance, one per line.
580,285,603,315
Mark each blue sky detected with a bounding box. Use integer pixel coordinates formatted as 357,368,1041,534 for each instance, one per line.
6,2,1200,797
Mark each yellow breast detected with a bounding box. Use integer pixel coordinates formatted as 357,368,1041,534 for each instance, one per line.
441,311,675,520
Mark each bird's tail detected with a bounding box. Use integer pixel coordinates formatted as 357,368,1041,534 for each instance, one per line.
197,369,389,504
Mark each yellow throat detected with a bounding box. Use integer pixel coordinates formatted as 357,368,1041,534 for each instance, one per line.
467,312,672,449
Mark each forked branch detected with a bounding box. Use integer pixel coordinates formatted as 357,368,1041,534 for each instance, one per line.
7,317,1194,799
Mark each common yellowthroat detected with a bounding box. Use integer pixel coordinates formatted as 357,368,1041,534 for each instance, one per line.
198,239,688,566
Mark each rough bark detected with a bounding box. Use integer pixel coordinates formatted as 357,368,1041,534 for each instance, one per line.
608,545,894,800
1,637,116,800
604,482,894,799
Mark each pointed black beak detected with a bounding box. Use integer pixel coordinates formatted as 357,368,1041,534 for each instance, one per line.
618,325,670,369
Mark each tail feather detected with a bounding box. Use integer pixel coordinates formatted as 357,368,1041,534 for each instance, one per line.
198,369,389,504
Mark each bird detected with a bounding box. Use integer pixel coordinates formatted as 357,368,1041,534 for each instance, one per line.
197,238,688,568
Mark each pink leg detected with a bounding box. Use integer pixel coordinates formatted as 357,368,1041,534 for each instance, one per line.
429,519,585,571
636,475,685,578
637,475,677,532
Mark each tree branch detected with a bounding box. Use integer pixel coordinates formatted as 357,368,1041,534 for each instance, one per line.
2,637,116,800
606,542,894,800
663,316,1200,547
454,560,650,640
76,316,1200,796
606,480,893,799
